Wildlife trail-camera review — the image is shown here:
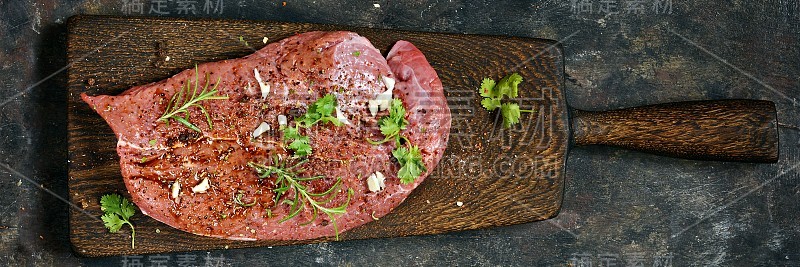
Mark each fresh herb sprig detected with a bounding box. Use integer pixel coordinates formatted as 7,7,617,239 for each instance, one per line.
367,99,408,145
367,99,426,184
159,66,229,132
283,126,312,157
282,94,343,157
100,194,137,249
248,158,353,239
392,145,427,184
479,73,534,128
296,94,342,128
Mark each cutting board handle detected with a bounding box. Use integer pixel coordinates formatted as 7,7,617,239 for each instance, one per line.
570,99,778,163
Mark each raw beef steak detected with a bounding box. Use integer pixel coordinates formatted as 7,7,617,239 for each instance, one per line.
81,31,451,240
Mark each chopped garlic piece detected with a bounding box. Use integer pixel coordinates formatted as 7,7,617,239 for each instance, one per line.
456,201,464,207
368,88,393,116
366,76,396,116
368,100,380,117
192,178,210,193
262,37,269,43
367,171,386,192
335,107,351,125
252,122,271,138
277,115,287,127
376,89,392,108
382,76,395,91
171,180,181,199
253,68,270,99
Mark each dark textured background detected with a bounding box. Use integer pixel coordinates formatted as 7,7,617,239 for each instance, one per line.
1,0,798,266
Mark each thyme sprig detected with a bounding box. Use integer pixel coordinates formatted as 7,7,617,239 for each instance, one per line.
159,66,229,132
247,157,353,239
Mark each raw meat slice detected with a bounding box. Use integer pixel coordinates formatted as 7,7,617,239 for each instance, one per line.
81,31,451,240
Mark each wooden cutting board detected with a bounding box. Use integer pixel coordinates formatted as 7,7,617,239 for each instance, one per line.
67,15,569,257
67,15,778,257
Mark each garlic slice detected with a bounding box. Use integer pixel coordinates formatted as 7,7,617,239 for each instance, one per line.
368,100,380,117
277,115,287,127
192,178,210,193
382,76,395,91
253,68,270,99
367,76,396,116
335,106,351,125
368,89,393,116
171,180,181,200
252,122,271,138
367,171,386,192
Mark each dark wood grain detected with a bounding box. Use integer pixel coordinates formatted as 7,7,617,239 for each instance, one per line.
66,15,568,257
571,100,779,163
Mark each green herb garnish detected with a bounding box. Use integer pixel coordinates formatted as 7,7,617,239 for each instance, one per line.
283,126,312,157
158,66,229,132
296,94,342,128
367,99,408,145
393,145,427,184
282,94,344,157
100,194,137,249
233,191,257,207
367,99,426,184
352,51,361,57
500,103,523,128
248,158,353,240
479,73,534,128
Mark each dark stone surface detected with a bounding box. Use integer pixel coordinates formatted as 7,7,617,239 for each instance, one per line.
0,0,798,266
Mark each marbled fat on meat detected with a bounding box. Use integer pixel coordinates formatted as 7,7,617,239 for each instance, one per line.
81,31,451,240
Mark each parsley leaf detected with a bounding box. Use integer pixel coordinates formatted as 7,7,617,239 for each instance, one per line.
480,98,502,111
496,73,523,98
392,145,427,184
366,98,427,184
478,73,533,128
282,94,347,157
368,99,408,144
296,94,342,128
101,213,125,232
380,99,408,137
480,78,496,98
100,194,137,249
500,103,521,128
283,126,312,157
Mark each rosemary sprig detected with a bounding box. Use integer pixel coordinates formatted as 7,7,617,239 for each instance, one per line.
159,66,229,132
247,157,353,239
